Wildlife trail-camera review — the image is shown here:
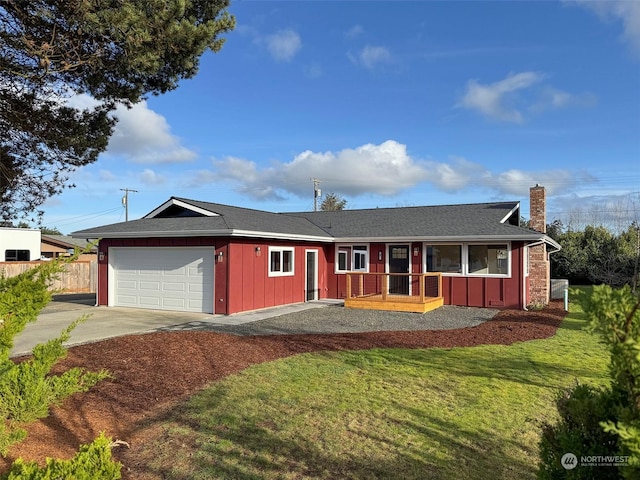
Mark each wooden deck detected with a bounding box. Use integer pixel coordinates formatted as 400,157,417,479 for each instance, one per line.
344,272,444,313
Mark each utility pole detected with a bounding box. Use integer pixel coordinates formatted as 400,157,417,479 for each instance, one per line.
311,178,321,212
120,188,138,222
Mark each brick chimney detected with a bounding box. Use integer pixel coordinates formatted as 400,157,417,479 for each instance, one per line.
528,185,549,306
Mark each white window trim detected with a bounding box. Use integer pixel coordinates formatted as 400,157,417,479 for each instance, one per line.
335,243,370,274
423,242,512,278
423,243,463,276
268,246,295,277
465,242,511,278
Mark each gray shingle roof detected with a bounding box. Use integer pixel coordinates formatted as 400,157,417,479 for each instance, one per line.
288,202,528,239
72,196,549,244
41,234,97,251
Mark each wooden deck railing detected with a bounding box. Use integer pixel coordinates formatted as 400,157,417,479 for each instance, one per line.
344,272,443,313
346,272,442,301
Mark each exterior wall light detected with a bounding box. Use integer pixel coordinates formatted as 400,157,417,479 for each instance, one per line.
217,251,224,262
255,246,261,256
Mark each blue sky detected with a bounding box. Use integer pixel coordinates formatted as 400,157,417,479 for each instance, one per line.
43,1,639,234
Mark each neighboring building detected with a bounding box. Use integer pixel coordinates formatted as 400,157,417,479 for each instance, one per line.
41,235,97,261
72,186,559,315
0,227,41,262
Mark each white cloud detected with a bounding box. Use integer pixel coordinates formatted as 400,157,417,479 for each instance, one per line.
202,140,594,202
345,25,364,38
107,101,197,164
66,94,197,164
458,72,596,123
99,169,118,182
209,140,428,200
458,72,545,123
530,87,597,113
264,29,302,62
568,0,640,55
139,169,166,185
304,62,323,79
349,45,392,70
424,156,487,192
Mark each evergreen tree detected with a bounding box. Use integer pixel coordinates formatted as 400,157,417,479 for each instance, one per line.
320,192,347,211
0,0,235,221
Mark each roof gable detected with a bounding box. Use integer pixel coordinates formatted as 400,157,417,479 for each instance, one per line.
145,198,220,218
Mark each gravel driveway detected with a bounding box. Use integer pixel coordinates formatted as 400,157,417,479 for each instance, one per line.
173,304,499,336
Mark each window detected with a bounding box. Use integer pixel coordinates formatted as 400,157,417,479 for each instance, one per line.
426,245,462,274
335,244,369,273
269,247,294,276
353,246,367,270
5,249,30,261
468,244,509,275
338,247,351,271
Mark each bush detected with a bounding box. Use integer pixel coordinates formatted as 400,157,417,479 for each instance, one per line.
1,433,122,479
538,384,620,479
538,285,640,479
0,258,109,454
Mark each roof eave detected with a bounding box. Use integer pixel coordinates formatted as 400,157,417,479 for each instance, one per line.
333,234,547,243
71,229,333,243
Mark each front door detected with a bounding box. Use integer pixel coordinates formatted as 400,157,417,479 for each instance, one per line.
306,250,318,301
388,245,410,295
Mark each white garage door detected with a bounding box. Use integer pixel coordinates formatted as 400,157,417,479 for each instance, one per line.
111,247,214,313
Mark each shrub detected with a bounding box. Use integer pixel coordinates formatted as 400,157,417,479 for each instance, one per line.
538,285,640,479
0,257,109,454
538,384,620,479
1,433,122,479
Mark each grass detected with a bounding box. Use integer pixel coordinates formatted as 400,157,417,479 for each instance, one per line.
135,289,610,479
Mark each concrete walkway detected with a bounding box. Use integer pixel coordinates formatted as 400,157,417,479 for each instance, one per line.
11,296,344,358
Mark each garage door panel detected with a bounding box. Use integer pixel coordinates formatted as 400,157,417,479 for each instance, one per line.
163,282,185,292
140,297,162,307
117,280,138,289
117,294,138,305
139,281,160,291
112,247,214,313
162,298,186,308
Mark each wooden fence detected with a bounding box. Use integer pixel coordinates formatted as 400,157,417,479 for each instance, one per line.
0,261,97,293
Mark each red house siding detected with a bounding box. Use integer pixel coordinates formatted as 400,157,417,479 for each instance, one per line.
325,241,526,309
225,239,330,315
96,237,527,314
440,241,525,309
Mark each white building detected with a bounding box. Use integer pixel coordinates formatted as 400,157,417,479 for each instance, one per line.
0,227,41,262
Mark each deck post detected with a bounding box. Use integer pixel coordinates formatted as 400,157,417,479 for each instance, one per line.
382,274,388,300
419,274,425,302
359,273,364,297
346,273,352,298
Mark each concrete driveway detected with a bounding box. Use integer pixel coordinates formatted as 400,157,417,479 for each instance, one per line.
11,294,342,357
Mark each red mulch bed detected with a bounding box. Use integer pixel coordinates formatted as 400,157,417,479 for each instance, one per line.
2,302,566,477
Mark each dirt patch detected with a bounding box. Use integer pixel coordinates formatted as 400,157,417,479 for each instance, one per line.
1,302,566,477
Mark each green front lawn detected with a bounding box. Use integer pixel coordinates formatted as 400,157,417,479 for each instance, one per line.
135,291,609,479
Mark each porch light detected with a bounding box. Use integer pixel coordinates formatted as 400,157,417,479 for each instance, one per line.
217,251,224,262
255,246,261,256
378,250,383,261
